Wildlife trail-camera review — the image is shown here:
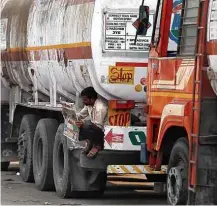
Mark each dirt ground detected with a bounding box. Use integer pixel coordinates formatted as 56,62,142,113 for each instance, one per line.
1,162,167,205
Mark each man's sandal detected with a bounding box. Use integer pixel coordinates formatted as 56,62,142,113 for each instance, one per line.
82,140,92,155
86,145,102,158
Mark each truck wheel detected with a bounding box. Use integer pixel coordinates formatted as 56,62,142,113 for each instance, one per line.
1,162,10,171
33,118,58,191
18,114,40,182
53,124,107,198
53,124,72,198
167,137,188,205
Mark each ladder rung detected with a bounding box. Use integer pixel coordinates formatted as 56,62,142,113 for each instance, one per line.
198,26,204,29
191,134,197,138
193,107,199,111
194,80,201,84
196,53,203,56
188,187,196,193
190,160,196,164
202,67,208,71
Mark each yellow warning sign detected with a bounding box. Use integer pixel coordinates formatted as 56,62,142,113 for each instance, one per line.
109,66,134,85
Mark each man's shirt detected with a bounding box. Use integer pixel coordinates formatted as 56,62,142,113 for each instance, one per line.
77,98,108,130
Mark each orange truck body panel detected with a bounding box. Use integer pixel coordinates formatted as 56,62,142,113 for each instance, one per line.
147,0,217,176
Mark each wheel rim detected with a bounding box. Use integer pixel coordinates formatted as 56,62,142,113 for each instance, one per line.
57,142,64,181
36,138,43,173
167,166,184,205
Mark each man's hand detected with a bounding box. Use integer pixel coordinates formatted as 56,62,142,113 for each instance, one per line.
75,121,84,128
62,107,68,119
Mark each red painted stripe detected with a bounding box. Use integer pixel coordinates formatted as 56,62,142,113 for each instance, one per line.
1,51,29,61
116,62,148,67
1,46,92,61
64,47,92,59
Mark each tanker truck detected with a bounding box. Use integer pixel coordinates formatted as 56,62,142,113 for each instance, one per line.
3,0,217,204
1,0,166,198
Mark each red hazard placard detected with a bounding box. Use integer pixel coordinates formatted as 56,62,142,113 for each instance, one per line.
132,18,152,30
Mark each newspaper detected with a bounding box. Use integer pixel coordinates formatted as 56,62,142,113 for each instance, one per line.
60,100,85,149
61,101,78,121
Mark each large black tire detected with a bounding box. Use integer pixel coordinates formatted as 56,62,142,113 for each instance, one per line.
53,124,72,198
1,162,10,171
33,118,58,191
53,124,107,198
18,114,40,182
167,137,188,205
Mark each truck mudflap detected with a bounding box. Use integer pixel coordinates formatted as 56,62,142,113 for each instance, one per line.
73,149,141,171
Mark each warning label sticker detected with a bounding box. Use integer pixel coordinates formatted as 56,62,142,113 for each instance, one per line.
104,11,153,52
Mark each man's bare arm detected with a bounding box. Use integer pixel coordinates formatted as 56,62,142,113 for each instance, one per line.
76,106,89,120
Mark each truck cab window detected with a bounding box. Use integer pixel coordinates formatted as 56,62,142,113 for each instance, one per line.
178,0,200,56
167,0,183,56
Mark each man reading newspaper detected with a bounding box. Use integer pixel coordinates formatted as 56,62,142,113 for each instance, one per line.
75,87,108,158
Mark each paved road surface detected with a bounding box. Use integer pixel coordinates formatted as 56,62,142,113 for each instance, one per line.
1,163,167,205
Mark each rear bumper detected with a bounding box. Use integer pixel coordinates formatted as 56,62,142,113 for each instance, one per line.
72,149,141,171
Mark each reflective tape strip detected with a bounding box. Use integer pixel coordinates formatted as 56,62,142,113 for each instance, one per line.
110,166,118,174
107,165,167,174
132,165,143,173
120,165,130,173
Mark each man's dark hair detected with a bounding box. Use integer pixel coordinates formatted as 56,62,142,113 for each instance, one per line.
81,87,97,99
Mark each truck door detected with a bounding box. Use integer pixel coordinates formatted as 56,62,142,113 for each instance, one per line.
149,0,178,102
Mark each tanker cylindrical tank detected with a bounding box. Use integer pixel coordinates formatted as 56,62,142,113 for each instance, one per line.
1,0,157,102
